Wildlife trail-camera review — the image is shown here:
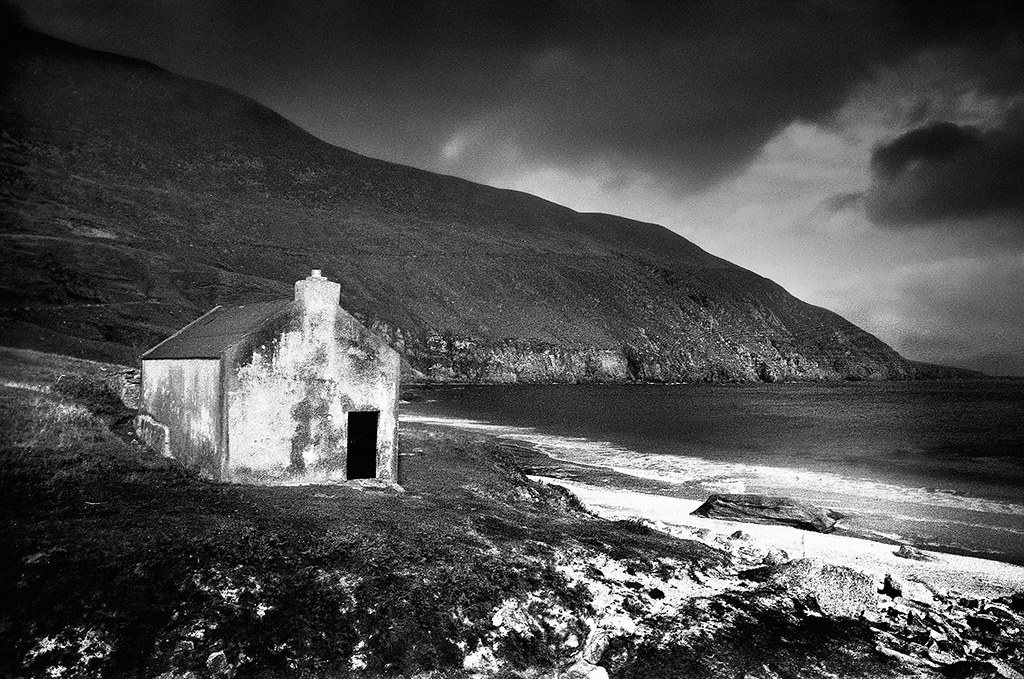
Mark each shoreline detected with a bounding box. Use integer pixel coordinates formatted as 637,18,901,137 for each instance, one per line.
404,410,1024,568
534,477,1024,600
406,418,1024,596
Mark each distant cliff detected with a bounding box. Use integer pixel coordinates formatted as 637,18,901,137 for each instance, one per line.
0,26,977,382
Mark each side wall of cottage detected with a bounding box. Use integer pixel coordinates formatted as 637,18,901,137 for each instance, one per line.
137,358,224,479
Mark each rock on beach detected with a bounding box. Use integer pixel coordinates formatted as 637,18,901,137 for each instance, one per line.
691,493,840,533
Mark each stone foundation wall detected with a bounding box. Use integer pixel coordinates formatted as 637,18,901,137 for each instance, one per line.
135,414,171,458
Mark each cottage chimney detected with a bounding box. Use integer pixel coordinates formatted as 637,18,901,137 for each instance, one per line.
295,269,340,316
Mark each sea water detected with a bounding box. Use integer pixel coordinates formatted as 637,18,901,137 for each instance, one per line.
401,381,1024,566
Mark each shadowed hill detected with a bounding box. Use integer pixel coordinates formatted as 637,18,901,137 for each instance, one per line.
0,26,966,382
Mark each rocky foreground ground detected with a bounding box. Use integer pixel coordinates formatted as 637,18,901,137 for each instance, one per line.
0,347,1021,678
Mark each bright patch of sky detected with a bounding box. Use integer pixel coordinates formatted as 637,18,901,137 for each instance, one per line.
483,50,1024,374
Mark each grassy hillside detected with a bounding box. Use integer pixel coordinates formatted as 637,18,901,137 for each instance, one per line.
0,25,956,382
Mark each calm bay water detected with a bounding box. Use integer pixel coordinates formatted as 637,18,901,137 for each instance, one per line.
402,381,1024,566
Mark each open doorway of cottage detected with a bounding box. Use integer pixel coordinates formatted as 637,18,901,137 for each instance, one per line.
347,410,379,479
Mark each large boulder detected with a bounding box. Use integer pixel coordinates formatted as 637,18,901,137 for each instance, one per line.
691,493,840,533
765,559,876,618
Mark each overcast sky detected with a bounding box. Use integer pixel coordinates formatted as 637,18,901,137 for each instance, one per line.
17,0,1024,375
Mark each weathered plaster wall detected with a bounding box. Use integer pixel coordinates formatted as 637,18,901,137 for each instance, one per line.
225,297,400,484
336,310,401,484
138,359,222,479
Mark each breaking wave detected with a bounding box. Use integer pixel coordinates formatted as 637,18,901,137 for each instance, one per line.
401,414,1024,519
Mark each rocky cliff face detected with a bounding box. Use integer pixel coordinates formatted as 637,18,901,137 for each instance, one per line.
370,325,912,384
0,26,971,382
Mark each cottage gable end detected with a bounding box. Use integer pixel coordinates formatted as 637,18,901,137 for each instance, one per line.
137,270,401,485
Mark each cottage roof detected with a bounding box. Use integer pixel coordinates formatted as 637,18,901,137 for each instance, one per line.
142,298,291,360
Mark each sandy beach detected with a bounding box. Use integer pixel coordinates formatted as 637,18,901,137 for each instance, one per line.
534,477,1024,600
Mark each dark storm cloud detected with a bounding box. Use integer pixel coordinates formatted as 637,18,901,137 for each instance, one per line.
865,115,1024,227
870,122,983,178
18,0,1024,191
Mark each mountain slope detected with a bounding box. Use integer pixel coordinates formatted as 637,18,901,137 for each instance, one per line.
0,26,947,382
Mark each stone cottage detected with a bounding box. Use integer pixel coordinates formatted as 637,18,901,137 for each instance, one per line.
136,270,400,484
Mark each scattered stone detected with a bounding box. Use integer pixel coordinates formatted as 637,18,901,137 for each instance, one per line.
906,639,934,657
564,659,609,679
966,615,1002,637
762,548,790,566
939,660,1000,678
491,598,541,635
764,559,876,618
599,613,637,637
880,574,903,598
691,494,840,532
922,580,950,599
582,629,610,664
729,530,748,540
462,645,498,672
738,565,773,582
902,580,938,607
875,641,940,668
929,648,960,665
990,659,1024,679
173,639,195,655
887,601,911,620
894,544,935,561
941,640,967,658
983,604,1018,622
860,584,1024,679
206,650,228,674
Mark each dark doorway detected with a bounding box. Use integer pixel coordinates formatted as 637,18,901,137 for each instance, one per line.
347,410,378,479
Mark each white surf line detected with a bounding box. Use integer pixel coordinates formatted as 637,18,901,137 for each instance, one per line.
536,477,1024,600
402,414,1024,518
